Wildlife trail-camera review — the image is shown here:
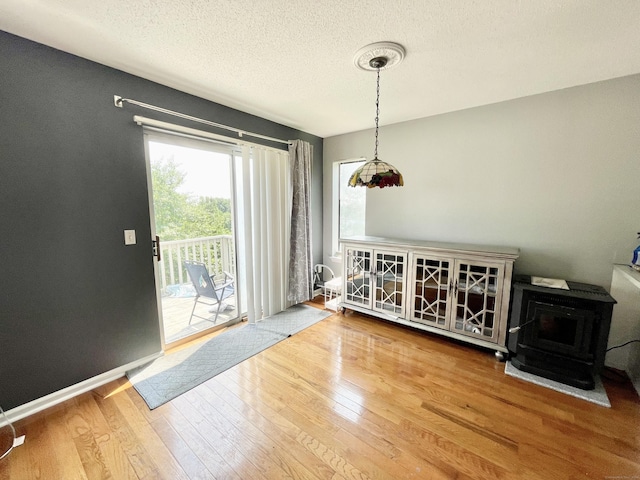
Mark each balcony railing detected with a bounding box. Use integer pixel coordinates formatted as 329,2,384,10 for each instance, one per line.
158,235,235,292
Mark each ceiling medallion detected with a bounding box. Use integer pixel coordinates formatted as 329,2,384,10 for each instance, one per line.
353,42,406,71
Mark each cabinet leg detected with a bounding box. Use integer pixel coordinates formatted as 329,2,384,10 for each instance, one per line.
341,307,347,314
495,351,506,362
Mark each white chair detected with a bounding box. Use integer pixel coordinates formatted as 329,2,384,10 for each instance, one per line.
313,264,342,311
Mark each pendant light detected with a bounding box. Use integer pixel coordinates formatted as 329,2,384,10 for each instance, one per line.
349,42,405,188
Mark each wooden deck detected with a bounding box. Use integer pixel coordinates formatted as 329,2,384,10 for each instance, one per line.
160,294,238,345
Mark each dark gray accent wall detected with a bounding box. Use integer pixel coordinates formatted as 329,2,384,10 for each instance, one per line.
0,31,323,411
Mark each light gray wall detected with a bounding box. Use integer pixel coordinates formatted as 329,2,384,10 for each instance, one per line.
323,74,640,289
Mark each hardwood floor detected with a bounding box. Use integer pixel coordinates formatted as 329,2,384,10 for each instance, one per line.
2,308,639,479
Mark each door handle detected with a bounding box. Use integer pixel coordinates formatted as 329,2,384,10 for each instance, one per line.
152,235,161,261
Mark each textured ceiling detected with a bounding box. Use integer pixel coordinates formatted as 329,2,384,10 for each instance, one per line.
2,0,640,138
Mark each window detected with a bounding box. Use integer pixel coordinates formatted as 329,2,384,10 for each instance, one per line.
332,159,366,255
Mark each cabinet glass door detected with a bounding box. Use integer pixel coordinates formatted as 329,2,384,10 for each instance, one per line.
344,247,373,308
410,255,452,329
373,250,406,315
451,261,503,341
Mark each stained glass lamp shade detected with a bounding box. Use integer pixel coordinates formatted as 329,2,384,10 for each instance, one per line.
348,159,404,188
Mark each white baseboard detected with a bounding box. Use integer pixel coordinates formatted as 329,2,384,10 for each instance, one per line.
1,351,163,425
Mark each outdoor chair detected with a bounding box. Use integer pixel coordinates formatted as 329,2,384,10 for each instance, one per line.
183,260,235,325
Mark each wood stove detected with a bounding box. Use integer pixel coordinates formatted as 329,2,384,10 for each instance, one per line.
508,275,616,389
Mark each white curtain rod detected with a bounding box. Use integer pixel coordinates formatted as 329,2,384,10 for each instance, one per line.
113,95,291,146
134,116,289,155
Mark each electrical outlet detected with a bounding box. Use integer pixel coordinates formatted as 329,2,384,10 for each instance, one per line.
124,229,136,245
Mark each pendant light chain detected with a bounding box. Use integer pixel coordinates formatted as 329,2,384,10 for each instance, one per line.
374,67,381,160
347,42,405,188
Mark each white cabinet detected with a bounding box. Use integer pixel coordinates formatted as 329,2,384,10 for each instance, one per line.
411,254,505,343
341,236,519,356
450,259,505,343
343,246,407,317
410,254,453,328
606,265,640,395
343,246,373,309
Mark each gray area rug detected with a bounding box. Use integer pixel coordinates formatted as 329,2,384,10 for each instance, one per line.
128,304,331,409
504,360,610,408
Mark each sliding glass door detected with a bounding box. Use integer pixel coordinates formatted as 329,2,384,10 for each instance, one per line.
143,130,241,347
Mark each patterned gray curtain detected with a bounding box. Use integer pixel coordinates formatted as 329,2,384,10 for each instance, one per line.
288,139,313,303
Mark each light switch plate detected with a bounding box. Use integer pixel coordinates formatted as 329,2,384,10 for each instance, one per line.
124,229,136,245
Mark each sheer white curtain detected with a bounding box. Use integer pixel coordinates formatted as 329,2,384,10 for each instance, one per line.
240,144,291,323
